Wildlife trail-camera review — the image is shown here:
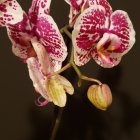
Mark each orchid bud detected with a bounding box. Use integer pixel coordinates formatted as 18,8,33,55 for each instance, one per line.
47,76,66,107
46,75,74,107
87,84,112,111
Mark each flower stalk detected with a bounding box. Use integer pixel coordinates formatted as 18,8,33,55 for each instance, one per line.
50,107,64,140
51,26,102,87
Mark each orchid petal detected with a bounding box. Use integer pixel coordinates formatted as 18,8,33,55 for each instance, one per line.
57,75,74,95
31,37,51,75
35,15,67,62
74,47,94,66
72,4,109,65
65,0,86,26
94,52,122,68
7,14,32,59
47,76,66,107
88,0,112,20
94,33,122,68
49,58,62,72
65,0,84,11
28,0,52,25
0,0,24,26
65,0,112,26
72,5,109,52
27,57,51,102
109,10,135,55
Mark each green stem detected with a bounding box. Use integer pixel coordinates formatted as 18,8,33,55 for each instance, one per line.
81,75,102,85
50,107,64,140
63,28,72,39
61,26,102,86
49,63,72,77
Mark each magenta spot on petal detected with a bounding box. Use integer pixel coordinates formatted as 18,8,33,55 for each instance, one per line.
41,2,46,8
0,4,7,12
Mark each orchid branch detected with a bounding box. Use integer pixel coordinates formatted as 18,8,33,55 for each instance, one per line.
49,25,102,86
50,108,64,140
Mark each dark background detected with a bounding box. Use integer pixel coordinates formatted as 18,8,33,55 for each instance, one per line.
0,0,140,140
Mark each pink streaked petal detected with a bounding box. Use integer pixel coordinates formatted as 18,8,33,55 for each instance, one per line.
28,0,52,25
12,44,31,60
7,15,32,59
36,15,67,62
27,57,52,101
65,0,85,11
68,7,80,27
88,0,112,21
0,0,24,26
74,47,94,66
109,10,135,55
49,58,62,72
94,52,122,68
31,37,51,75
65,0,86,26
72,5,109,53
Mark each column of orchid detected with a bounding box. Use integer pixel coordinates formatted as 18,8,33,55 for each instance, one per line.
0,0,135,111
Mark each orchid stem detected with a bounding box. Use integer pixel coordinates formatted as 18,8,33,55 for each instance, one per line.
81,75,102,85
59,26,102,86
63,28,72,39
49,63,72,77
50,107,64,140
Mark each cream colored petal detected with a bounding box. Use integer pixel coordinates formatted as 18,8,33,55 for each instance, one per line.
46,77,66,107
27,57,51,102
57,75,74,95
31,37,51,75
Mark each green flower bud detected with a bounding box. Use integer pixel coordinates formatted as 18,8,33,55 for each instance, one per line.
46,75,74,107
87,84,112,111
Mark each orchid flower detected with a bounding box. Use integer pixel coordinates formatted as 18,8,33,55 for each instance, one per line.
27,38,74,107
71,0,135,67
0,0,74,107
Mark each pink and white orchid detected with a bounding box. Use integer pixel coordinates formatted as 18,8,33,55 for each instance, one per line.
71,0,135,67
27,38,74,107
0,0,74,106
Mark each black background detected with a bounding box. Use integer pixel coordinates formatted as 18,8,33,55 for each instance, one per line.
0,0,140,140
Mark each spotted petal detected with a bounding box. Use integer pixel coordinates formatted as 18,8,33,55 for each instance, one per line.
31,37,51,75
0,0,24,26
8,14,32,59
35,15,67,63
65,0,87,26
65,0,85,11
28,0,52,26
27,57,51,102
72,4,109,66
88,0,112,20
65,0,112,26
109,10,135,55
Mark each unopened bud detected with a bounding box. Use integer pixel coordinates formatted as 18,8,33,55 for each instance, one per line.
46,75,74,107
87,84,112,111
47,76,66,107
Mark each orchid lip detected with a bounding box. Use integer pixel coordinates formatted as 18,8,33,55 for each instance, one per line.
96,33,121,52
